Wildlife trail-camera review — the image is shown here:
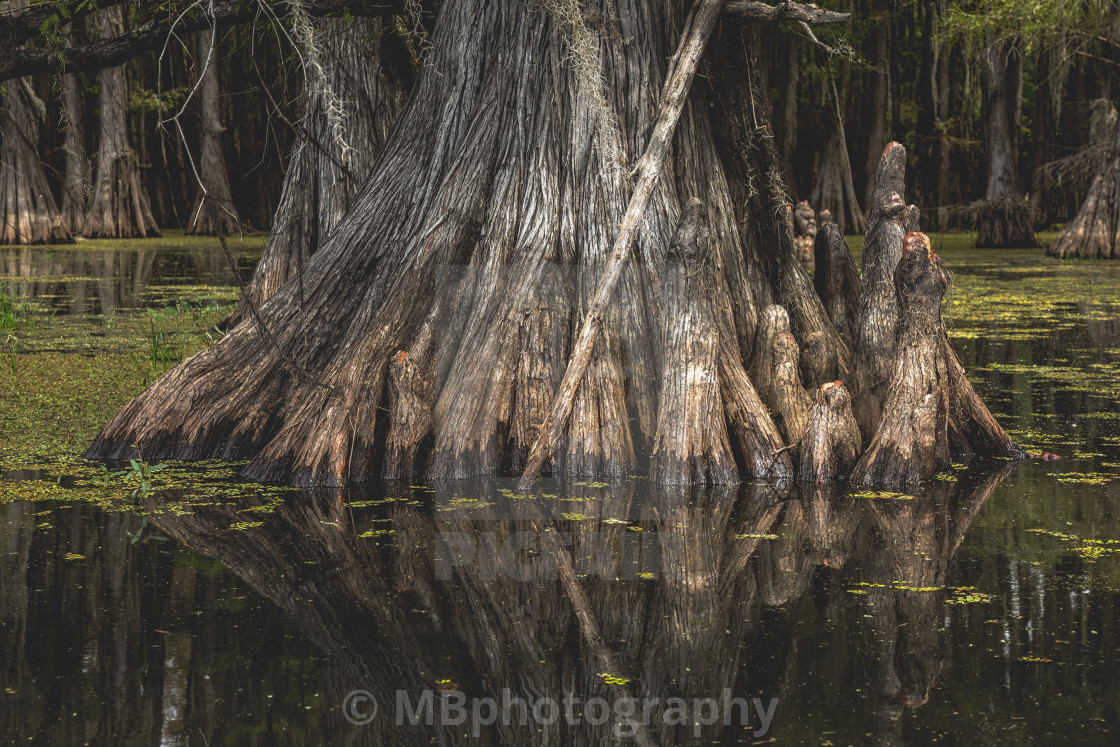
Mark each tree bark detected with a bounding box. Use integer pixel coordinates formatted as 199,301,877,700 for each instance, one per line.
81,6,160,239
813,221,860,346
649,199,737,484
799,380,861,483
84,0,1009,490
750,304,812,447
852,141,907,436
852,232,951,488
0,0,71,245
809,77,866,235
185,30,240,236
1047,118,1120,259
227,17,405,327
976,37,1036,249
89,0,778,486
792,199,816,273
862,0,891,208
59,33,90,234
0,76,72,244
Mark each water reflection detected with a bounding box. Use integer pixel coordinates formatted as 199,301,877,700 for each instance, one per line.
2,467,1031,744
0,241,256,315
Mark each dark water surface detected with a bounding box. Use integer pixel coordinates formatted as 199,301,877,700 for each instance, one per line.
2,237,1120,745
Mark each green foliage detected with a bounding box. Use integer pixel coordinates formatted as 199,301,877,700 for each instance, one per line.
0,291,32,331
945,0,1120,49
1,333,18,375
128,82,190,114
92,450,168,502
36,0,101,68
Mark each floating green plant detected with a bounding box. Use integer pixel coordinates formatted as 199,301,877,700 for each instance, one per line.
946,587,994,605
227,521,264,531
852,490,914,500
560,512,594,521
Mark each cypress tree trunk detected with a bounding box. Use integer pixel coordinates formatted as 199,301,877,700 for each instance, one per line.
0,0,71,245
227,17,405,327
185,30,240,236
861,0,891,207
81,6,161,239
0,77,72,244
87,0,1013,489
59,35,90,234
88,0,787,485
1047,118,1120,259
976,38,1036,249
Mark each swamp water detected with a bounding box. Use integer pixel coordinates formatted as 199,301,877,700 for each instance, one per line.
1,233,1119,745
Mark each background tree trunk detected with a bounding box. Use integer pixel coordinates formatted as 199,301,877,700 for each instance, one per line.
1047,116,1120,258
0,77,72,244
862,0,891,208
81,6,160,239
59,30,90,234
0,0,71,245
976,37,1035,248
226,17,406,327
185,30,240,236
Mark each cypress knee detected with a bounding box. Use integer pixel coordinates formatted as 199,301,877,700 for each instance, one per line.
813,222,860,346
853,142,909,436
852,232,953,489
799,380,861,484
650,199,738,484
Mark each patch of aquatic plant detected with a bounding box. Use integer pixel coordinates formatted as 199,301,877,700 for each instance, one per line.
16,228,269,255
92,453,168,501
851,490,914,500
436,497,494,512
852,581,943,593
1026,528,1120,559
945,587,995,604
125,516,169,544
0,290,32,330
1,332,17,373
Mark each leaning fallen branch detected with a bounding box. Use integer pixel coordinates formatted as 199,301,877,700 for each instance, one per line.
518,0,724,490
726,1,849,25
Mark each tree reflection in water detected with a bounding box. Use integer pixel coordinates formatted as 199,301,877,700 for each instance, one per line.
16,466,1004,744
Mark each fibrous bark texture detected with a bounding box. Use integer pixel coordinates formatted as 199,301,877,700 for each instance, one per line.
975,38,1036,249
89,0,792,486
649,199,737,484
0,0,71,245
185,30,241,236
852,141,907,436
751,305,811,446
87,1,1011,490
1047,120,1120,259
813,221,860,346
793,199,816,273
0,76,72,244
81,6,160,239
59,39,89,234
227,17,405,326
809,128,867,235
799,380,861,484
852,232,951,488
